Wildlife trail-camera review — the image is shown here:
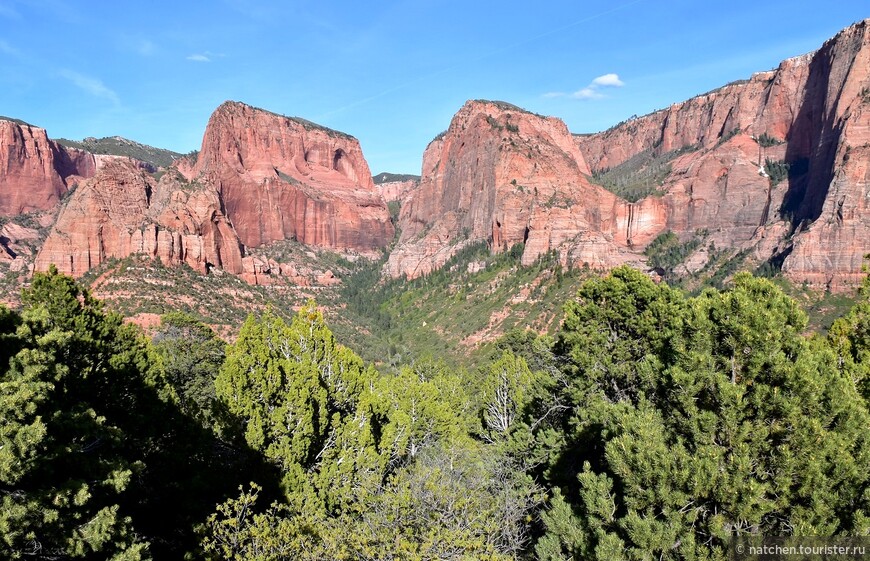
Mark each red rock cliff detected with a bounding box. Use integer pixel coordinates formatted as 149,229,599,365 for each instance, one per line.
0,119,95,215
386,101,642,279
35,161,242,276
34,102,394,282
192,101,394,253
575,19,870,289
389,20,870,288
777,20,870,289
376,178,419,203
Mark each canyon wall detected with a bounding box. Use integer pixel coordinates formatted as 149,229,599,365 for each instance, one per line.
32,102,395,282
575,19,870,289
34,161,243,276
192,101,393,253
0,119,95,215
386,100,644,279
12,20,870,290
387,20,870,289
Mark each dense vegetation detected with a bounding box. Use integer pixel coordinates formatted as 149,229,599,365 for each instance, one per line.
643,230,705,280
1,264,868,560
764,159,790,186
335,242,590,368
589,145,699,203
755,132,783,148
53,137,181,169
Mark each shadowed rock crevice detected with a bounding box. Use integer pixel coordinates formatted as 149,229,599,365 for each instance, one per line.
780,38,849,228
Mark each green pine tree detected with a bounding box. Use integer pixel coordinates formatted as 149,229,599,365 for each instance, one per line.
535,267,870,560
0,266,150,560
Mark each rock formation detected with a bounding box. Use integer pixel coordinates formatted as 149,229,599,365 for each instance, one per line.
33,102,395,283
776,21,870,289
385,100,646,279
191,101,393,253
0,222,41,268
573,19,870,289
374,173,420,203
34,161,242,276
0,118,95,216
388,19,870,289
14,20,870,291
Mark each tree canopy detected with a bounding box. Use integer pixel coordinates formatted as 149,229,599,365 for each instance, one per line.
1,265,867,560
1,266,150,559
533,268,870,561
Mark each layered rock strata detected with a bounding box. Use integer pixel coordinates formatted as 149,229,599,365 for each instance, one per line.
34,102,395,283
35,162,242,276
386,101,644,279
575,19,870,289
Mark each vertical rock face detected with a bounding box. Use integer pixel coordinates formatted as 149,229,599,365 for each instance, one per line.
573,19,870,288
375,177,420,203
575,68,797,252
386,100,642,279
778,21,870,289
388,20,869,288
0,119,95,215
33,101,394,282
573,60,820,255
34,161,242,276
193,101,394,253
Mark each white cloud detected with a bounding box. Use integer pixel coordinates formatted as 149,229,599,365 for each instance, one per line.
571,87,604,100
59,70,120,105
544,72,625,101
591,73,625,87
187,51,226,62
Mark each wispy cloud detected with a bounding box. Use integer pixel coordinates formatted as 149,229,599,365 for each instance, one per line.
0,39,19,56
186,51,225,63
545,72,626,100
59,70,120,105
572,87,604,100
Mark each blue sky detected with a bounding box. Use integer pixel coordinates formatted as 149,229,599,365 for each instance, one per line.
0,1,867,174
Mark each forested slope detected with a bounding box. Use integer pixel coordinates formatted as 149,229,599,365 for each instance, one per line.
1,266,868,560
